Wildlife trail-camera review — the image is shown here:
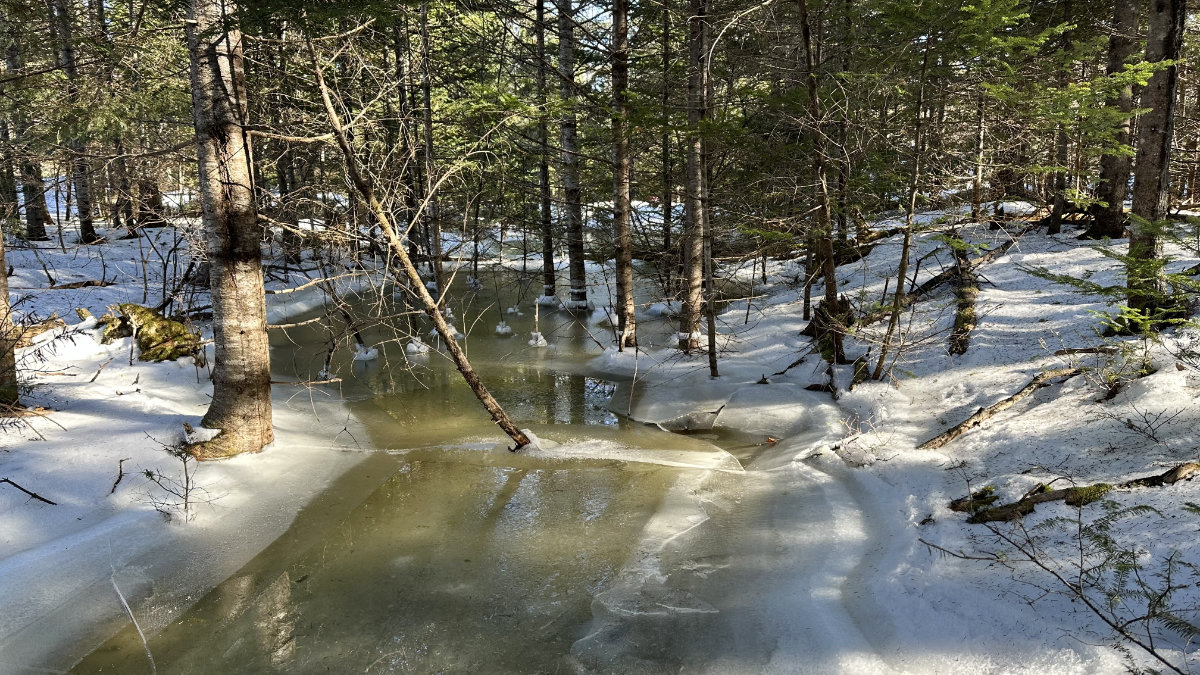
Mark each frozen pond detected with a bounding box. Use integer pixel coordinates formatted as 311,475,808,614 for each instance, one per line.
72,267,853,673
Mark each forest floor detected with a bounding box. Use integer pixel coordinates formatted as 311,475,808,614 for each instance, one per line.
2,205,1200,673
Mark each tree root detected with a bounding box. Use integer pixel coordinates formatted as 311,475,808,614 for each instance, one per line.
957,463,1200,524
918,367,1080,450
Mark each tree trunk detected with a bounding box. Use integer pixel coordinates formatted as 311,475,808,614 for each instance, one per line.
678,0,706,351
874,36,932,380
2,18,49,240
0,119,17,226
612,0,636,349
558,0,588,310
536,0,555,301
799,0,845,364
419,3,445,306
1089,0,1140,239
0,221,15,404
971,87,986,222
1128,0,1185,319
661,0,674,284
186,0,274,458
1047,1,1072,236
49,0,98,244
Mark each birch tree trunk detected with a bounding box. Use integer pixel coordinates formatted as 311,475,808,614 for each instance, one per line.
186,0,274,458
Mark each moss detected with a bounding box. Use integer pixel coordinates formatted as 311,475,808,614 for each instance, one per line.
99,304,202,362
1064,483,1112,507
967,499,1036,524
950,486,999,513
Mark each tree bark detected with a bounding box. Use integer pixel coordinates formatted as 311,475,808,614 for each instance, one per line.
1128,0,1185,318
49,0,98,244
874,36,932,380
557,0,588,310
186,0,274,459
0,220,15,404
2,17,49,240
678,0,707,351
419,3,445,306
612,0,636,349
536,0,556,301
1089,0,1140,240
799,0,845,364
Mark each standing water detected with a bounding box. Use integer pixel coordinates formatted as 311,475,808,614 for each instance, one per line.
74,267,870,673
72,267,772,673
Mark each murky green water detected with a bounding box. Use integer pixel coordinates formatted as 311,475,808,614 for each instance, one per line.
73,268,745,674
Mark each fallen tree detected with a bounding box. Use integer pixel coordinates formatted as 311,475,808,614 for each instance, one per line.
953,462,1200,524
918,367,1080,450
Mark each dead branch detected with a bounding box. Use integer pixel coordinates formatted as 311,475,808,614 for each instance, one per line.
958,462,1200,524
0,478,57,505
918,367,1081,450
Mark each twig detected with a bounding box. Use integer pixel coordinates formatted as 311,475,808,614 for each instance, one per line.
0,478,57,505
90,357,115,383
110,457,131,494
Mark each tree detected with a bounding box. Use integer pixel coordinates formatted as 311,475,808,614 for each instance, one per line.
48,0,98,244
186,0,274,458
677,0,707,352
1088,0,1141,240
557,0,588,310
1,11,49,240
1128,0,1186,319
0,221,15,404
612,0,636,349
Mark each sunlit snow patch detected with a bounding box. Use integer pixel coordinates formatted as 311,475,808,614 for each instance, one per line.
494,321,513,336
406,338,430,354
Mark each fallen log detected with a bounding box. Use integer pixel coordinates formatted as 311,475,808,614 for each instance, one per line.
917,367,1080,450
957,463,1200,524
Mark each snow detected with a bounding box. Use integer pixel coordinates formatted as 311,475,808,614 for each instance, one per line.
0,223,372,671
5,209,1200,673
582,219,1200,672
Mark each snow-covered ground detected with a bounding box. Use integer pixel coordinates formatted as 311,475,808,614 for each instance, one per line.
3,204,1200,673
0,224,376,672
